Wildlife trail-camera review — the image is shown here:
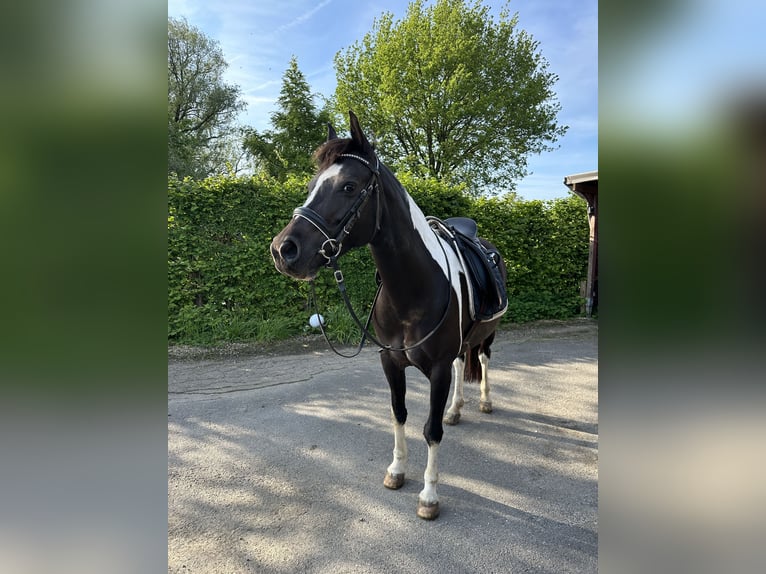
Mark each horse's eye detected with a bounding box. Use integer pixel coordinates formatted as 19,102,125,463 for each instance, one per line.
343,183,355,193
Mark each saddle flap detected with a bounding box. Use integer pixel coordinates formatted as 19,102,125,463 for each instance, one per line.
427,215,507,322
457,237,508,321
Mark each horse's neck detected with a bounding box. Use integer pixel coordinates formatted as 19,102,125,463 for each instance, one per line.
369,182,450,304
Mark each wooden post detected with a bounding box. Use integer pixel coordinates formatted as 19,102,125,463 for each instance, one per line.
584,197,597,317
564,172,598,318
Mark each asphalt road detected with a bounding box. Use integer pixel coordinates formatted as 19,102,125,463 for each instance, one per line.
168,320,598,574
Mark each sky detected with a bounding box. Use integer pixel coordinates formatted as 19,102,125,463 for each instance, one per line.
168,0,598,200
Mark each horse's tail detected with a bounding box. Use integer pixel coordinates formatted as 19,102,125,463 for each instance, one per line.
464,344,481,383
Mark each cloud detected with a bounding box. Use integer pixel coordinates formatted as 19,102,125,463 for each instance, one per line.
273,0,335,35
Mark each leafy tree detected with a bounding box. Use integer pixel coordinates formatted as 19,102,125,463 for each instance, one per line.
168,17,246,179
333,0,566,194
244,56,331,181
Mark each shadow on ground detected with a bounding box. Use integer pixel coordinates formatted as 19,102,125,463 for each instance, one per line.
169,320,598,573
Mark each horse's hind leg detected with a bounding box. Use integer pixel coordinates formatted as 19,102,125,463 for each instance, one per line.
381,352,408,490
479,333,496,413
443,355,465,425
479,350,492,413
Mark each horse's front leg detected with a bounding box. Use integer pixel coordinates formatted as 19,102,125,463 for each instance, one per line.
380,352,408,490
418,361,452,520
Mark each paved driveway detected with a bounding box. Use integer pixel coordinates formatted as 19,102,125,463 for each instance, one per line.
169,320,598,573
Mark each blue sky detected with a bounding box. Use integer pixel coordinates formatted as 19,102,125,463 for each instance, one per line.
168,0,597,200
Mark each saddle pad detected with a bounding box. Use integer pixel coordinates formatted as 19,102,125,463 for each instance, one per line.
430,217,508,322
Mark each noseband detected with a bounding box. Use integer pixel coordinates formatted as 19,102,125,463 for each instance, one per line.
292,154,381,263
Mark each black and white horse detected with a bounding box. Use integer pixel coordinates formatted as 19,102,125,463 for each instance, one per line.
271,111,507,519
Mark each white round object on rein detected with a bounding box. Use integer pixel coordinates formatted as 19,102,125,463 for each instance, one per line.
309,313,325,328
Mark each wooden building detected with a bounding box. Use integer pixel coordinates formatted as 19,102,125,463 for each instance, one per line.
564,171,598,317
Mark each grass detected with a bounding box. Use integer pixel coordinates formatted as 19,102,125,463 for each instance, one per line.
169,302,590,348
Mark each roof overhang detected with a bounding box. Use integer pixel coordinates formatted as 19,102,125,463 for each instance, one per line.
563,170,598,205
563,170,598,187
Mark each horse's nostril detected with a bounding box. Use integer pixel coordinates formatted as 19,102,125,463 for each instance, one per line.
279,238,299,262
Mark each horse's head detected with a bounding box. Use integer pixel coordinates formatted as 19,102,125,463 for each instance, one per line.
271,111,381,280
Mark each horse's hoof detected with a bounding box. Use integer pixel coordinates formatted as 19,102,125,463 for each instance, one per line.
443,411,461,425
479,400,493,413
417,500,440,520
384,472,405,490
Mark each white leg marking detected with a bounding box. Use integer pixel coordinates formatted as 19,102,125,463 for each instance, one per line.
418,443,440,505
445,357,465,421
479,352,491,404
386,421,408,477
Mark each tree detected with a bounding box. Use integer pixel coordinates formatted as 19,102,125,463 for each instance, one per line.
244,57,331,181
168,17,246,179
332,0,566,194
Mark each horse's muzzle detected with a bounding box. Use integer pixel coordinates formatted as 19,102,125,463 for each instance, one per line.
270,234,318,281
273,235,299,264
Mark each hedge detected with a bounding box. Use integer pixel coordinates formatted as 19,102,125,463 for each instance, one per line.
168,173,588,344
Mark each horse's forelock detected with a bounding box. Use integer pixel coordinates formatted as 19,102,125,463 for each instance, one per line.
312,138,358,171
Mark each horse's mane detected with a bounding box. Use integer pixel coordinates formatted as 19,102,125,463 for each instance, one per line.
312,138,359,171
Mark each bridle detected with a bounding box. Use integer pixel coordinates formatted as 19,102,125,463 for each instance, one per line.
292,153,381,263
293,153,455,358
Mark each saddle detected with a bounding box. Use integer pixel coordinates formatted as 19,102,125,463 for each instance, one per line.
428,216,508,322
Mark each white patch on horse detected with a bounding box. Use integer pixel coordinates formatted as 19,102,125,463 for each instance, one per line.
405,194,464,324
304,163,344,207
445,357,465,422
387,421,408,477
418,443,440,505
479,351,491,403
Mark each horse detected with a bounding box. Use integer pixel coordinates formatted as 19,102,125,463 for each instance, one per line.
270,110,507,520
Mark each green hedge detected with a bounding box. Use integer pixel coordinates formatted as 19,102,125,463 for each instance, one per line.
168,173,588,344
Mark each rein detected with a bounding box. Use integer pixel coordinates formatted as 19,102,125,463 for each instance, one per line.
301,153,455,356
310,245,453,356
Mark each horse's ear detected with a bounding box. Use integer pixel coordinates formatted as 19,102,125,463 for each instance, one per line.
348,110,372,152
327,123,338,141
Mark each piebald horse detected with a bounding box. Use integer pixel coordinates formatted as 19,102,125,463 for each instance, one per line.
271,111,507,519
